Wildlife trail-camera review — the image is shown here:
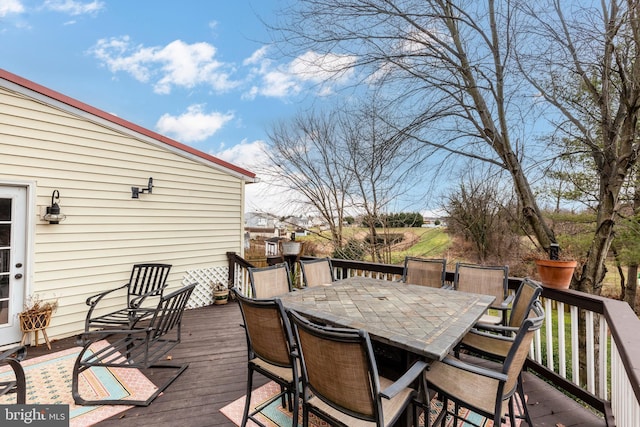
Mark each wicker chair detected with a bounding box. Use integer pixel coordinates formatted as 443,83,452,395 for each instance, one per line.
402,257,448,288
233,289,300,427
288,309,428,427
248,263,293,299
426,300,545,427
454,262,513,325
299,258,335,287
0,345,26,404
456,278,544,425
84,263,172,331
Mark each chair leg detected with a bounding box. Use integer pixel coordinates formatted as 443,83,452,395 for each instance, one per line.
517,376,534,426
241,367,254,427
508,395,517,426
291,381,299,427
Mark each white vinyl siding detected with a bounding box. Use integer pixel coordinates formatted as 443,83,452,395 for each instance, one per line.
0,85,248,340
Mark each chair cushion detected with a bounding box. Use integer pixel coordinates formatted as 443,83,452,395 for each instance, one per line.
307,376,414,427
251,357,298,383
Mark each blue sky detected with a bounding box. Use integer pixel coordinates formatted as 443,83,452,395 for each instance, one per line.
0,0,357,212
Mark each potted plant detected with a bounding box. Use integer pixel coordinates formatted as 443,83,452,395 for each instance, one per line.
212,281,230,305
19,295,58,349
534,244,577,289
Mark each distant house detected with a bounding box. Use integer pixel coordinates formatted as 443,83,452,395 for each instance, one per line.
0,69,256,347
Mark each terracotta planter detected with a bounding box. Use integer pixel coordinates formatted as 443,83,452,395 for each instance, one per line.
535,259,577,289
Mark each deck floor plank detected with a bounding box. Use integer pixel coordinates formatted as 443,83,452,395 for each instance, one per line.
23,301,605,426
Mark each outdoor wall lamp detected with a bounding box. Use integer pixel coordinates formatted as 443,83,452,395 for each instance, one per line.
43,190,67,224
131,177,153,199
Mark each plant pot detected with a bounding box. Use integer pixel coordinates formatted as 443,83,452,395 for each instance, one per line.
19,308,52,332
281,241,301,256
213,290,229,305
535,259,577,289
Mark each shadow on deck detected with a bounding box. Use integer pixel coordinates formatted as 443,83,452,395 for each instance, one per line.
24,302,606,426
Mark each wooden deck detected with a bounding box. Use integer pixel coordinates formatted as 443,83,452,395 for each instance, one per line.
25,301,607,427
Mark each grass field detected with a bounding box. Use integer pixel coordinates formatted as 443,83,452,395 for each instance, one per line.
295,226,452,265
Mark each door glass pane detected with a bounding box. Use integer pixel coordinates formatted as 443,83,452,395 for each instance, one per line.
0,199,10,221
0,249,8,273
0,224,10,246
0,275,8,298
0,275,7,325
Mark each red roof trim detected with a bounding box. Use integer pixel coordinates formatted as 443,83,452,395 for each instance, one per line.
0,68,256,180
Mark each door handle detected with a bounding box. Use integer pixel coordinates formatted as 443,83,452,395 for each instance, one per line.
14,273,23,279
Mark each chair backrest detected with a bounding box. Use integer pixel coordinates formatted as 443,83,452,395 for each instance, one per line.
288,309,383,424
128,263,172,304
233,289,295,368
248,263,293,299
148,282,196,340
454,263,509,308
403,257,446,288
500,301,545,400
508,278,543,328
300,258,335,287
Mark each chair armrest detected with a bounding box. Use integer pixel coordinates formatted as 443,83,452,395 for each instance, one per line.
380,360,428,399
499,294,515,308
0,345,26,362
439,356,508,382
471,323,519,335
85,283,128,307
129,283,168,308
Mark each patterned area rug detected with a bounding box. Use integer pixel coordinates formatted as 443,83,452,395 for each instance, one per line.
0,340,158,427
220,381,523,427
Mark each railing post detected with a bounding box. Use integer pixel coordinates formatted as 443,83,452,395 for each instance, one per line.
226,252,237,286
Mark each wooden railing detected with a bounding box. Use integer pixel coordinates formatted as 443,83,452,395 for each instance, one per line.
226,252,640,426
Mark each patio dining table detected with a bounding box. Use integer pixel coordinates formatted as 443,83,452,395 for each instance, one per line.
278,276,495,361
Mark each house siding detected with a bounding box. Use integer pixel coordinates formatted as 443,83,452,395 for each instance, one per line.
0,84,249,341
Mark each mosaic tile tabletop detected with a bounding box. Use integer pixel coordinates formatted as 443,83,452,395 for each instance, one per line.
280,277,495,361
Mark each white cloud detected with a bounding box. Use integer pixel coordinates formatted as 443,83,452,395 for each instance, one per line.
43,0,104,16
88,36,239,94
155,104,234,143
0,0,24,17
289,51,356,84
242,48,356,99
215,140,299,214
243,46,269,66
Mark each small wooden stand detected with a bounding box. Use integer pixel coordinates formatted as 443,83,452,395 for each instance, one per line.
19,309,52,350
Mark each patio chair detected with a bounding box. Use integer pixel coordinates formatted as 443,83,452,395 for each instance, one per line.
425,300,545,427
402,257,448,288
0,345,26,404
299,257,334,287
72,282,196,406
454,262,513,325
248,262,293,299
288,309,428,427
232,289,300,427
455,278,543,425
84,263,172,332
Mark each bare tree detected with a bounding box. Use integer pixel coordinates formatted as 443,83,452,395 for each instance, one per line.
273,0,554,258
265,110,354,250
515,0,640,294
265,97,426,262
340,100,425,263
273,0,640,293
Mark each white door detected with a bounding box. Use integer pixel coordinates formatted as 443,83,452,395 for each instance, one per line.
0,186,27,345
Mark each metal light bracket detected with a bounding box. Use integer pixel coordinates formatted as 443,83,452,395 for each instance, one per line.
132,177,153,199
